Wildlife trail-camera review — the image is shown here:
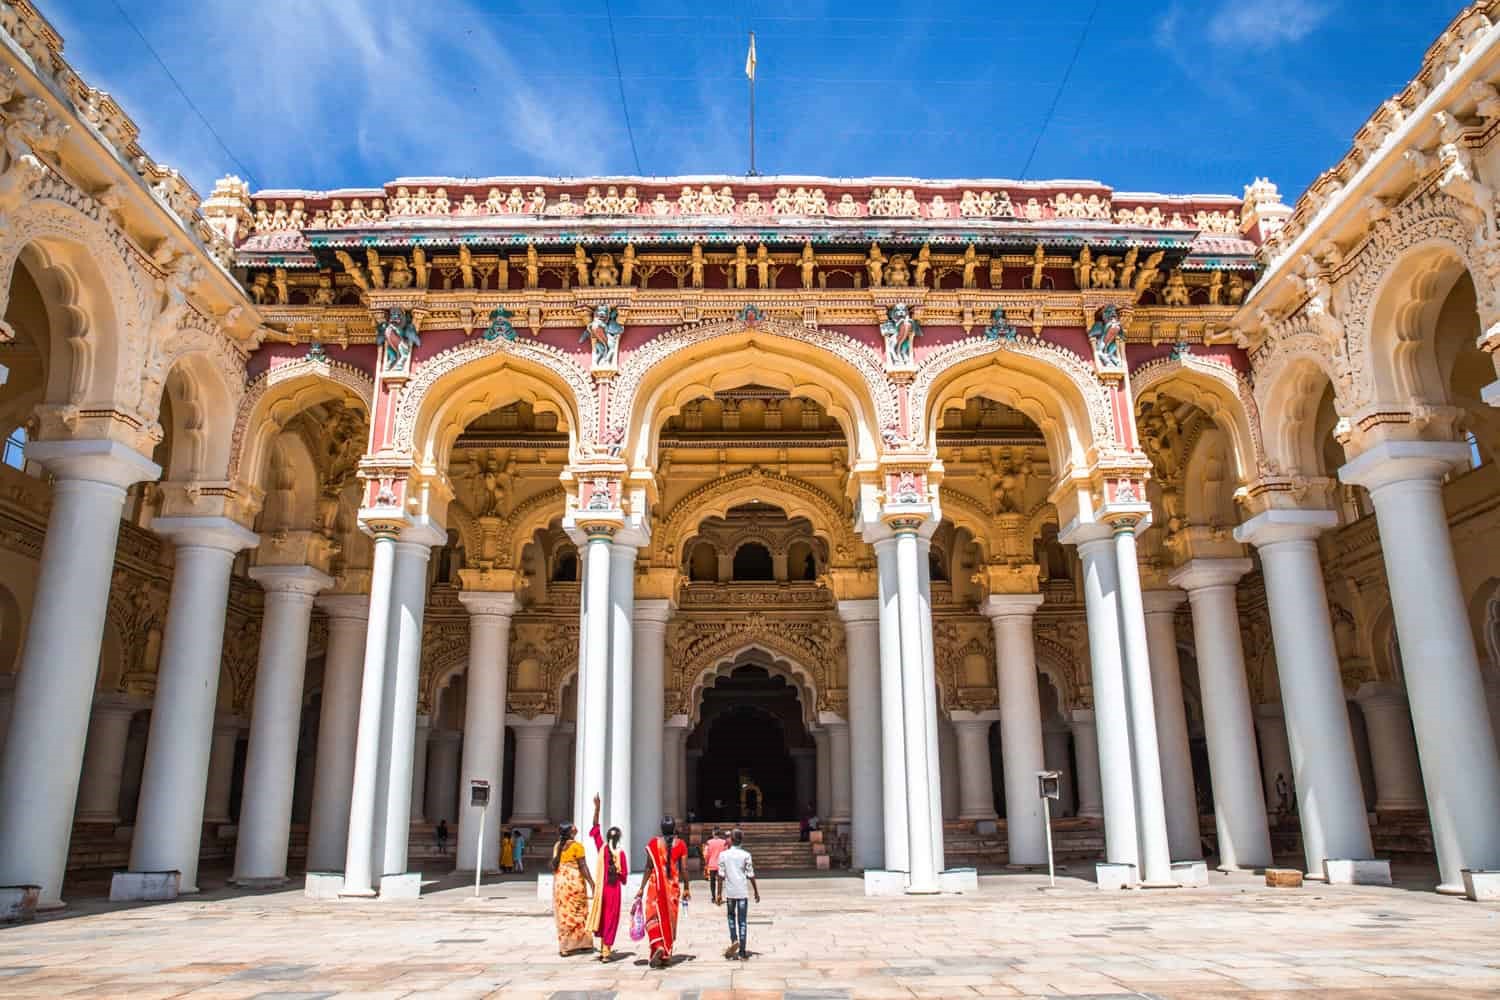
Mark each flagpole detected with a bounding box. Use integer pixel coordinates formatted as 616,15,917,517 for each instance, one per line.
748,31,757,176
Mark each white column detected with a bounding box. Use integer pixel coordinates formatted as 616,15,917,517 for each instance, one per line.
661,719,689,824
952,713,999,821
938,716,960,821
0,440,158,908
202,715,244,825
791,748,816,818
1067,525,1139,867
342,527,399,895
572,529,614,857
606,541,636,850
1354,682,1426,811
457,591,515,873
75,694,144,823
509,715,555,825
305,594,367,871
130,516,258,893
409,716,431,821
1069,709,1104,817
1043,722,1074,817
985,593,1048,864
0,674,15,775
631,601,671,864
1169,559,1272,870
234,564,330,885
1139,589,1202,862
1342,441,1500,891
838,599,884,870
379,528,439,881
425,730,462,824
1236,510,1375,873
825,716,852,823
548,725,574,824
1256,704,1294,814
893,523,939,892
914,534,946,872
872,538,909,873
813,727,832,820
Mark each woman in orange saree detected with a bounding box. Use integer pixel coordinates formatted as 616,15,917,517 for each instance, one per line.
551,823,595,956
634,816,690,968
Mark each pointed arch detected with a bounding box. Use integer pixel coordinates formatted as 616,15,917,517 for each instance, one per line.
1131,354,1265,484
229,358,374,489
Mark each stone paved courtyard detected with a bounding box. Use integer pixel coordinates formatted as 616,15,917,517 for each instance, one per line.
2,865,1498,999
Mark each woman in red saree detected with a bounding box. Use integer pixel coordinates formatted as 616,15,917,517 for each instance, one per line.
587,794,628,962
634,815,690,968
550,822,595,956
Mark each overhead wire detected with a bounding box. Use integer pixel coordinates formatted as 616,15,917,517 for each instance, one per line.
1020,0,1100,180
603,0,643,174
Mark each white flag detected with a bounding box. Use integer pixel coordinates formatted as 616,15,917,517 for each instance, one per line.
745,32,757,81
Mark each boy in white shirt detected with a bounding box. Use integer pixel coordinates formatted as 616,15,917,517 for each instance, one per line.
717,828,760,960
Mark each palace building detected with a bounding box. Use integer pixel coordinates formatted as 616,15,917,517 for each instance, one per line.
1,0,1499,911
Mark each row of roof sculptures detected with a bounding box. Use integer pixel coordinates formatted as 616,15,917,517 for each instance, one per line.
247,183,1244,236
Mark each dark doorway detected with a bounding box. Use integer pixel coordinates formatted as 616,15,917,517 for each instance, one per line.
689,665,810,822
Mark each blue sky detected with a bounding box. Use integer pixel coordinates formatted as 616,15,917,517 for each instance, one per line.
44,0,1460,199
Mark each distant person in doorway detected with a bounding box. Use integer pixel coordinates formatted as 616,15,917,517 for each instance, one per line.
718,828,759,961
703,827,728,904
435,819,449,855
500,828,514,872
635,815,690,968
512,829,527,873
551,822,595,956
588,794,629,962
1275,772,1290,815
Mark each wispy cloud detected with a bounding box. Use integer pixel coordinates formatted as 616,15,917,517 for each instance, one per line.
1207,0,1334,47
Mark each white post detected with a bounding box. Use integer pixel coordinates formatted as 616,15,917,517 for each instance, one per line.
0,441,158,908
1236,510,1375,874
1043,794,1055,888
1341,441,1500,891
457,591,515,874
838,599,884,870
75,694,144,823
306,594,367,871
473,796,486,898
985,593,1048,864
1169,559,1273,871
130,516,258,893
234,564,331,885
1140,589,1202,862
631,602,671,865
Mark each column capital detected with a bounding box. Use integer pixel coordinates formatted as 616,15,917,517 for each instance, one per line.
250,564,334,597
24,438,160,489
1140,587,1187,614
1339,439,1472,492
457,590,518,619
817,711,849,729
151,514,259,552
1057,518,1113,549
634,599,675,625
91,692,146,719
1233,508,1339,548
1353,680,1408,709
949,709,1001,725
983,593,1045,620
1168,557,1254,593
357,512,446,546
506,712,558,730
665,713,691,732
1068,707,1095,726
836,598,880,624
316,592,370,620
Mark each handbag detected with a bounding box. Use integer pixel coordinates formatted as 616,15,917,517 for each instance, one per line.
628,897,646,941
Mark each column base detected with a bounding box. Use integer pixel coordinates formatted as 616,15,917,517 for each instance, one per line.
937,868,979,894
1460,870,1500,900
232,876,288,890
109,871,181,902
1170,861,1209,887
1323,858,1392,886
1095,862,1138,890
378,873,423,899
863,869,908,896
0,886,40,923
304,872,345,899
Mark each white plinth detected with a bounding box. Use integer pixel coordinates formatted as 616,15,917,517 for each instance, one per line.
303,872,344,899
1461,869,1500,901
110,871,180,901
938,868,979,894
1172,861,1209,887
536,873,554,901
378,873,422,900
1095,862,1138,890
0,885,39,922
863,869,908,896
1323,858,1392,886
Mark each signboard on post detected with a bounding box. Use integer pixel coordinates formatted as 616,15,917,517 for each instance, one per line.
470,779,490,808
1037,770,1061,888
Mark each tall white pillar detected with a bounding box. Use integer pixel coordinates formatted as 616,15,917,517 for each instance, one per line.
938,715,960,821
130,516,258,893
425,729,462,824
1353,682,1426,811
234,565,330,885
1342,442,1500,891
1140,589,1201,862
889,525,940,891
342,528,400,895
914,534,946,873
661,719,689,824
202,715,244,825
409,716,431,821
825,716,852,823
1255,704,1294,814
75,694,144,823
606,542,636,852
0,440,158,908
1169,559,1272,871
548,725,574,824
572,529,614,860
510,715,555,825
952,714,998,821
631,601,671,864
985,593,1048,864
306,594,367,871
838,599,884,870
457,591,515,873
379,529,439,881
1068,525,1139,867
1069,709,1104,817
872,538,909,873
1043,721,1075,817
813,727,832,820
1236,510,1375,873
